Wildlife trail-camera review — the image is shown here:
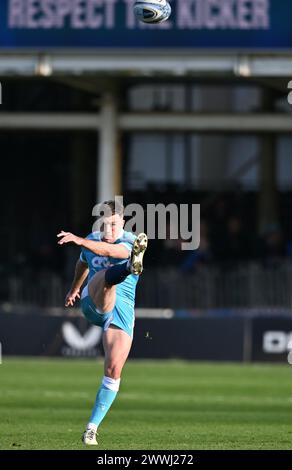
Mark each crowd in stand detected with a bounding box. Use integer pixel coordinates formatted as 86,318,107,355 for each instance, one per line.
6,195,292,286
156,196,291,272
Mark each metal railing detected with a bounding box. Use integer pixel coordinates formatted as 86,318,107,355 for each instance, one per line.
4,263,292,311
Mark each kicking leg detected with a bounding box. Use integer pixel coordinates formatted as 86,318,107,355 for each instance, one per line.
88,233,148,313
88,270,117,314
88,262,133,313
83,326,132,445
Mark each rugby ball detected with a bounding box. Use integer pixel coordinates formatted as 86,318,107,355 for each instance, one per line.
134,0,172,24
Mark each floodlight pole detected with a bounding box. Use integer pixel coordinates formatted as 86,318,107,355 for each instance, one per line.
98,90,119,203
258,89,279,235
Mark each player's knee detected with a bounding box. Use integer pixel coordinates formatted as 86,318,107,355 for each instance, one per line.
100,298,116,315
105,363,122,380
99,306,110,315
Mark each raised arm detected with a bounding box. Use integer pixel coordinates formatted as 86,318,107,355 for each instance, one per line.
57,231,130,259
65,258,89,307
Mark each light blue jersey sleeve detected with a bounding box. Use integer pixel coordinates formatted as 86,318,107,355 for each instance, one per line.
79,230,135,266
119,242,132,257
79,232,100,264
118,232,137,257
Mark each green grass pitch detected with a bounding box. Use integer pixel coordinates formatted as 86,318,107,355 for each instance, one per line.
1,358,292,450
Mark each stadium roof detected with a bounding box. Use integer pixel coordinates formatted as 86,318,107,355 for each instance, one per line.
0,52,292,78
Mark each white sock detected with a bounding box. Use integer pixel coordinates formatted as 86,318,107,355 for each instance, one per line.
102,376,121,392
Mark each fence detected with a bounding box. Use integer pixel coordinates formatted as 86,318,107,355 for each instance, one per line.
4,262,292,310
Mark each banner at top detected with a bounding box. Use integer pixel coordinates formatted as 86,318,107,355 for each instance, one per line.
0,0,291,49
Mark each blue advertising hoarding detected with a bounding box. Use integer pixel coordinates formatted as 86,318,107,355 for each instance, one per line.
0,0,291,50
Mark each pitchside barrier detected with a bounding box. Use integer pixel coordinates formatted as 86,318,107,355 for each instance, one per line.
1,311,292,363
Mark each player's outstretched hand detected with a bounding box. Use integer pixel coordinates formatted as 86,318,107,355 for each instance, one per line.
57,230,82,246
65,289,80,307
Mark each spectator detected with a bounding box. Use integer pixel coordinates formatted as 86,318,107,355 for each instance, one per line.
224,216,251,264
181,220,212,272
258,223,286,267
